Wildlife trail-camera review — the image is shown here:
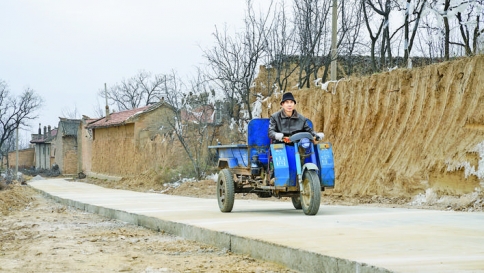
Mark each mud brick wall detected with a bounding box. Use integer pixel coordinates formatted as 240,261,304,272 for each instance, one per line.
62,137,78,175
5,148,35,169
132,106,185,174
90,124,137,175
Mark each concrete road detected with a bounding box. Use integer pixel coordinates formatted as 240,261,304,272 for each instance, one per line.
28,178,484,273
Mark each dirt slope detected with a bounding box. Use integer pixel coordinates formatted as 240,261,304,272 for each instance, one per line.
261,56,484,200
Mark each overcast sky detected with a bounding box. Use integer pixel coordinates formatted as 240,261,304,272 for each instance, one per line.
0,0,267,138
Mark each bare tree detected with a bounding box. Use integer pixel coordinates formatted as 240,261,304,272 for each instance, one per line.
0,80,43,162
204,0,273,126
264,2,299,93
362,0,386,72
92,98,106,119
398,0,426,66
61,105,80,119
162,70,218,181
436,0,451,60
365,0,400,69
324,0,365,79
426,0,463,61
0,131,16,170
414,8,444,60
293,0,332,88
455,0,484,56
100,70,167,111
203,24,241,123
337,1,364,51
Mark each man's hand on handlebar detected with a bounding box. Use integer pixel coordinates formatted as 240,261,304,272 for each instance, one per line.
283,136,320,144
275,132,325,144
274,132,284,142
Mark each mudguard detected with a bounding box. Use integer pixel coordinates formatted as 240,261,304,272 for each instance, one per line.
302,163,319,172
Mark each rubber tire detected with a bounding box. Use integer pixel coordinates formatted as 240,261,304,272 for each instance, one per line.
300,170,321,215
291,196,302,209
217,169,235,212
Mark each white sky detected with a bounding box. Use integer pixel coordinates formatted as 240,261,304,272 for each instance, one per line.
0,0,267,138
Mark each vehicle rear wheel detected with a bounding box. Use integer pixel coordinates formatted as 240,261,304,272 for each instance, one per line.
300,170,321,215
291,196,302,209
217,169,235,212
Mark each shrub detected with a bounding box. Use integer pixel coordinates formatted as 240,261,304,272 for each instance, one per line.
155,163,198,184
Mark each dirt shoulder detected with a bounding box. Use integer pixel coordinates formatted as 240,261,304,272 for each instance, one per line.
0,182,296,273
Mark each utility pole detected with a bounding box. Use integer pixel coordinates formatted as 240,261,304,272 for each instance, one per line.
331,0,338,81
105,83,110,121
15,126,19,180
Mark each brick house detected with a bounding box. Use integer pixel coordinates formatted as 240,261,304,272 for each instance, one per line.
30,125,57,169
84,101,178,177
54,118,82,175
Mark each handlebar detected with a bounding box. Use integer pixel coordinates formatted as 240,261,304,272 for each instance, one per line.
282,132,321,143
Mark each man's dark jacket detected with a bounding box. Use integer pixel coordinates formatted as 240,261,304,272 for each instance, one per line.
268,109,315,141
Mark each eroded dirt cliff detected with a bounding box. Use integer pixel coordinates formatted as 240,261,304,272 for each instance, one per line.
260,56,484,200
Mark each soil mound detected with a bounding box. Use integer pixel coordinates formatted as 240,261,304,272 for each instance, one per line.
0,183,36,216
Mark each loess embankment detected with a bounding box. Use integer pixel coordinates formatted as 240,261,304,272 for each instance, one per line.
260,56,484,198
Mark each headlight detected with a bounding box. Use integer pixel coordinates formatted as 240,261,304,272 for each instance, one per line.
300,138,311,149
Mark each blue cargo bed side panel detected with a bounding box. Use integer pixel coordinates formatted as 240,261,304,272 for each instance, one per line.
247,119,271,166
216,145,249,168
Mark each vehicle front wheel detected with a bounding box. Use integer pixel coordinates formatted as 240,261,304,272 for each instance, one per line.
217,169,235,212
300,170,321,215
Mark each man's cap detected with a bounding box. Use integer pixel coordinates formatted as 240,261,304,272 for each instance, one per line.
280,92,297,104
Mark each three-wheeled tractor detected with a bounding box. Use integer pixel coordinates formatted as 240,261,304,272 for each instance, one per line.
208,118,335,215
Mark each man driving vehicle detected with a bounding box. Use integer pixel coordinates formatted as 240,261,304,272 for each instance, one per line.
268,92,324,143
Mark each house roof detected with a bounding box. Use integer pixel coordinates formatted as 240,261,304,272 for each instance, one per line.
87,101,173,129
30,128,58,144
59,119,81,136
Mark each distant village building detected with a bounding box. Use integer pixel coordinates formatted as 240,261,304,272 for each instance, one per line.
85,101,177,177
54,118,82,175
30,125,57,169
